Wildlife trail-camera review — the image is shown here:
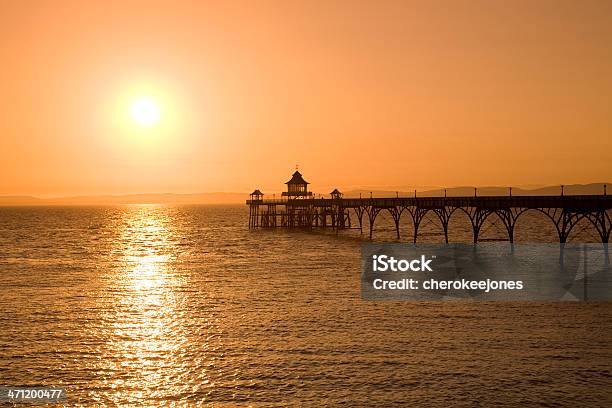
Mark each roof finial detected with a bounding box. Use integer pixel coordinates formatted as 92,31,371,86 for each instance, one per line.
295,163,299,171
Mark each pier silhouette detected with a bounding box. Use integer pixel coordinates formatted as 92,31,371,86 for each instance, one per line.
248,171,612,244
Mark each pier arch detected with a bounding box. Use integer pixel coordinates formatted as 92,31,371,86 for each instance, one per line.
514,209,568,243
445,208,473,243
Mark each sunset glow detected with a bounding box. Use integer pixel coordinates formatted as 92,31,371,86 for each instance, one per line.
0,1,610,198
131,98,160,127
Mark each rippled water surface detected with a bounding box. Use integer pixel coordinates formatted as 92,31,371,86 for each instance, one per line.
0,205,611,406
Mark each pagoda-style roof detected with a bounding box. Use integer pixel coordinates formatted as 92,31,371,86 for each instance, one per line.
250,189,263,196
285,171,309,185
330,188,342,195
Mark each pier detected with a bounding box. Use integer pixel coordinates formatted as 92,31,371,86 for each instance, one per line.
248,171,612,244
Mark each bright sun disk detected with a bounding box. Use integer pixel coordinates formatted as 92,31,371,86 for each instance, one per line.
131,98,160,127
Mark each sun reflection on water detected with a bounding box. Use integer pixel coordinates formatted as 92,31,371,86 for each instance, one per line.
97,205,196,404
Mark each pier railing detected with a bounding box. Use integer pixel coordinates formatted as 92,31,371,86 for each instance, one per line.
248,195,612,209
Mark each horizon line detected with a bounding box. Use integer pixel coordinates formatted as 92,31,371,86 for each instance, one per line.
1,182,610,203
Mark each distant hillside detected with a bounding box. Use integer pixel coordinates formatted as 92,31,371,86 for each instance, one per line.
0,195,45,205
344,183,610,198
0,192,248,206
0,183,609,206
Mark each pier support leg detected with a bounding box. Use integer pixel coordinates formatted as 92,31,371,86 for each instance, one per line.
434,207,453,244
356,207,365,235
249,205,260,228
495,208,526,244
575,209,611,266
411,208,428,244
583,244,588,301
586,209,611,247
337,207,345,230
366,207,381,240
467,208,492,244
388,207,402,240
395,219,400,239
541,208,585,247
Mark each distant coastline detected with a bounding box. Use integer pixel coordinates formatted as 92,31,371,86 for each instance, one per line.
0,183,609,206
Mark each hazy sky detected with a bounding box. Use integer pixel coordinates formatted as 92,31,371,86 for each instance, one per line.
1,0,611,196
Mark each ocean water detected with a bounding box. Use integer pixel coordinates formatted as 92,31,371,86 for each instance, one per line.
0,205,610,406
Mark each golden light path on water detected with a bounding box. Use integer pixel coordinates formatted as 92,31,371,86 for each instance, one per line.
94,205,210,405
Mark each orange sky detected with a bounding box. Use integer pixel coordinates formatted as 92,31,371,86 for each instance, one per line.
1,0,611,197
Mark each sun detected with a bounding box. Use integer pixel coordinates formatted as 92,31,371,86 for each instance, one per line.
131,97,160,127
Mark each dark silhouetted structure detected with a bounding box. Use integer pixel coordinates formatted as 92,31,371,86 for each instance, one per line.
282,171,313,199
248,171,612,245
248,190,264,228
